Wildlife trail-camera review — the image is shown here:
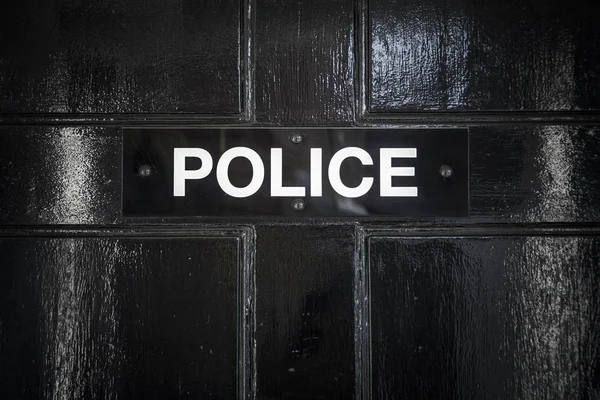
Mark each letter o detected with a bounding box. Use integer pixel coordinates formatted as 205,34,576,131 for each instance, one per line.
216,147,265,198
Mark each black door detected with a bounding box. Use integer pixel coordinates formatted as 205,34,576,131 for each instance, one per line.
1,0,599,399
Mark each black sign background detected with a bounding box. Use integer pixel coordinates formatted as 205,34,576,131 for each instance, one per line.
123,129,469,217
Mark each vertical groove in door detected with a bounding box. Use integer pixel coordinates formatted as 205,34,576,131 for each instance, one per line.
239,226,257,400
354,226,371,400
242,0,257,122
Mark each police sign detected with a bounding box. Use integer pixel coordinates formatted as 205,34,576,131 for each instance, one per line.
123,128,468,217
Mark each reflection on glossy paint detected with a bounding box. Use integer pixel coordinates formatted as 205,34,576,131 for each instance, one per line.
47,128,94,223
0,127,121,224
46,240,79,399
371,7,470,110
534,126,576,220
515,238,591,398
40,240,121,398
40,127,119,224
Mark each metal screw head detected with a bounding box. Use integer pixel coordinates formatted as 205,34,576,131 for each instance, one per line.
289,133,303,144
138,164,152,177
291,198,305,211
439,165,453,178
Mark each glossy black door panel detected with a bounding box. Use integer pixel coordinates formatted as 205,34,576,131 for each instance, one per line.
0,0,243,115
468,125,600,222
0,127,121,224
256,226,355,399
365,0,600,112
0,234,250,399
256,0,354,125
359,233,600,399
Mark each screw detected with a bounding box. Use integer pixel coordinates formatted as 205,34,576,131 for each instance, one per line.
138,164,152,177
439,165,453,178
291,198,305,211
289,133,303,144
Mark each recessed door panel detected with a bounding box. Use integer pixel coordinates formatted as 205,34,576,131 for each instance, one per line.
0,235,248,399
366,0,600,112
362,234,600,399
0,0,243,114
256,226,355,400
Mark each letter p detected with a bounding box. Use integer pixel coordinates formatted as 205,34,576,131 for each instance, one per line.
173,148,213,196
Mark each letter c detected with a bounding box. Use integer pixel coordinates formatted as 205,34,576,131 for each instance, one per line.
328,147,374,198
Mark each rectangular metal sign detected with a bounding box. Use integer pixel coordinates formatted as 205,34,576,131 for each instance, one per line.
123,129,469,217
